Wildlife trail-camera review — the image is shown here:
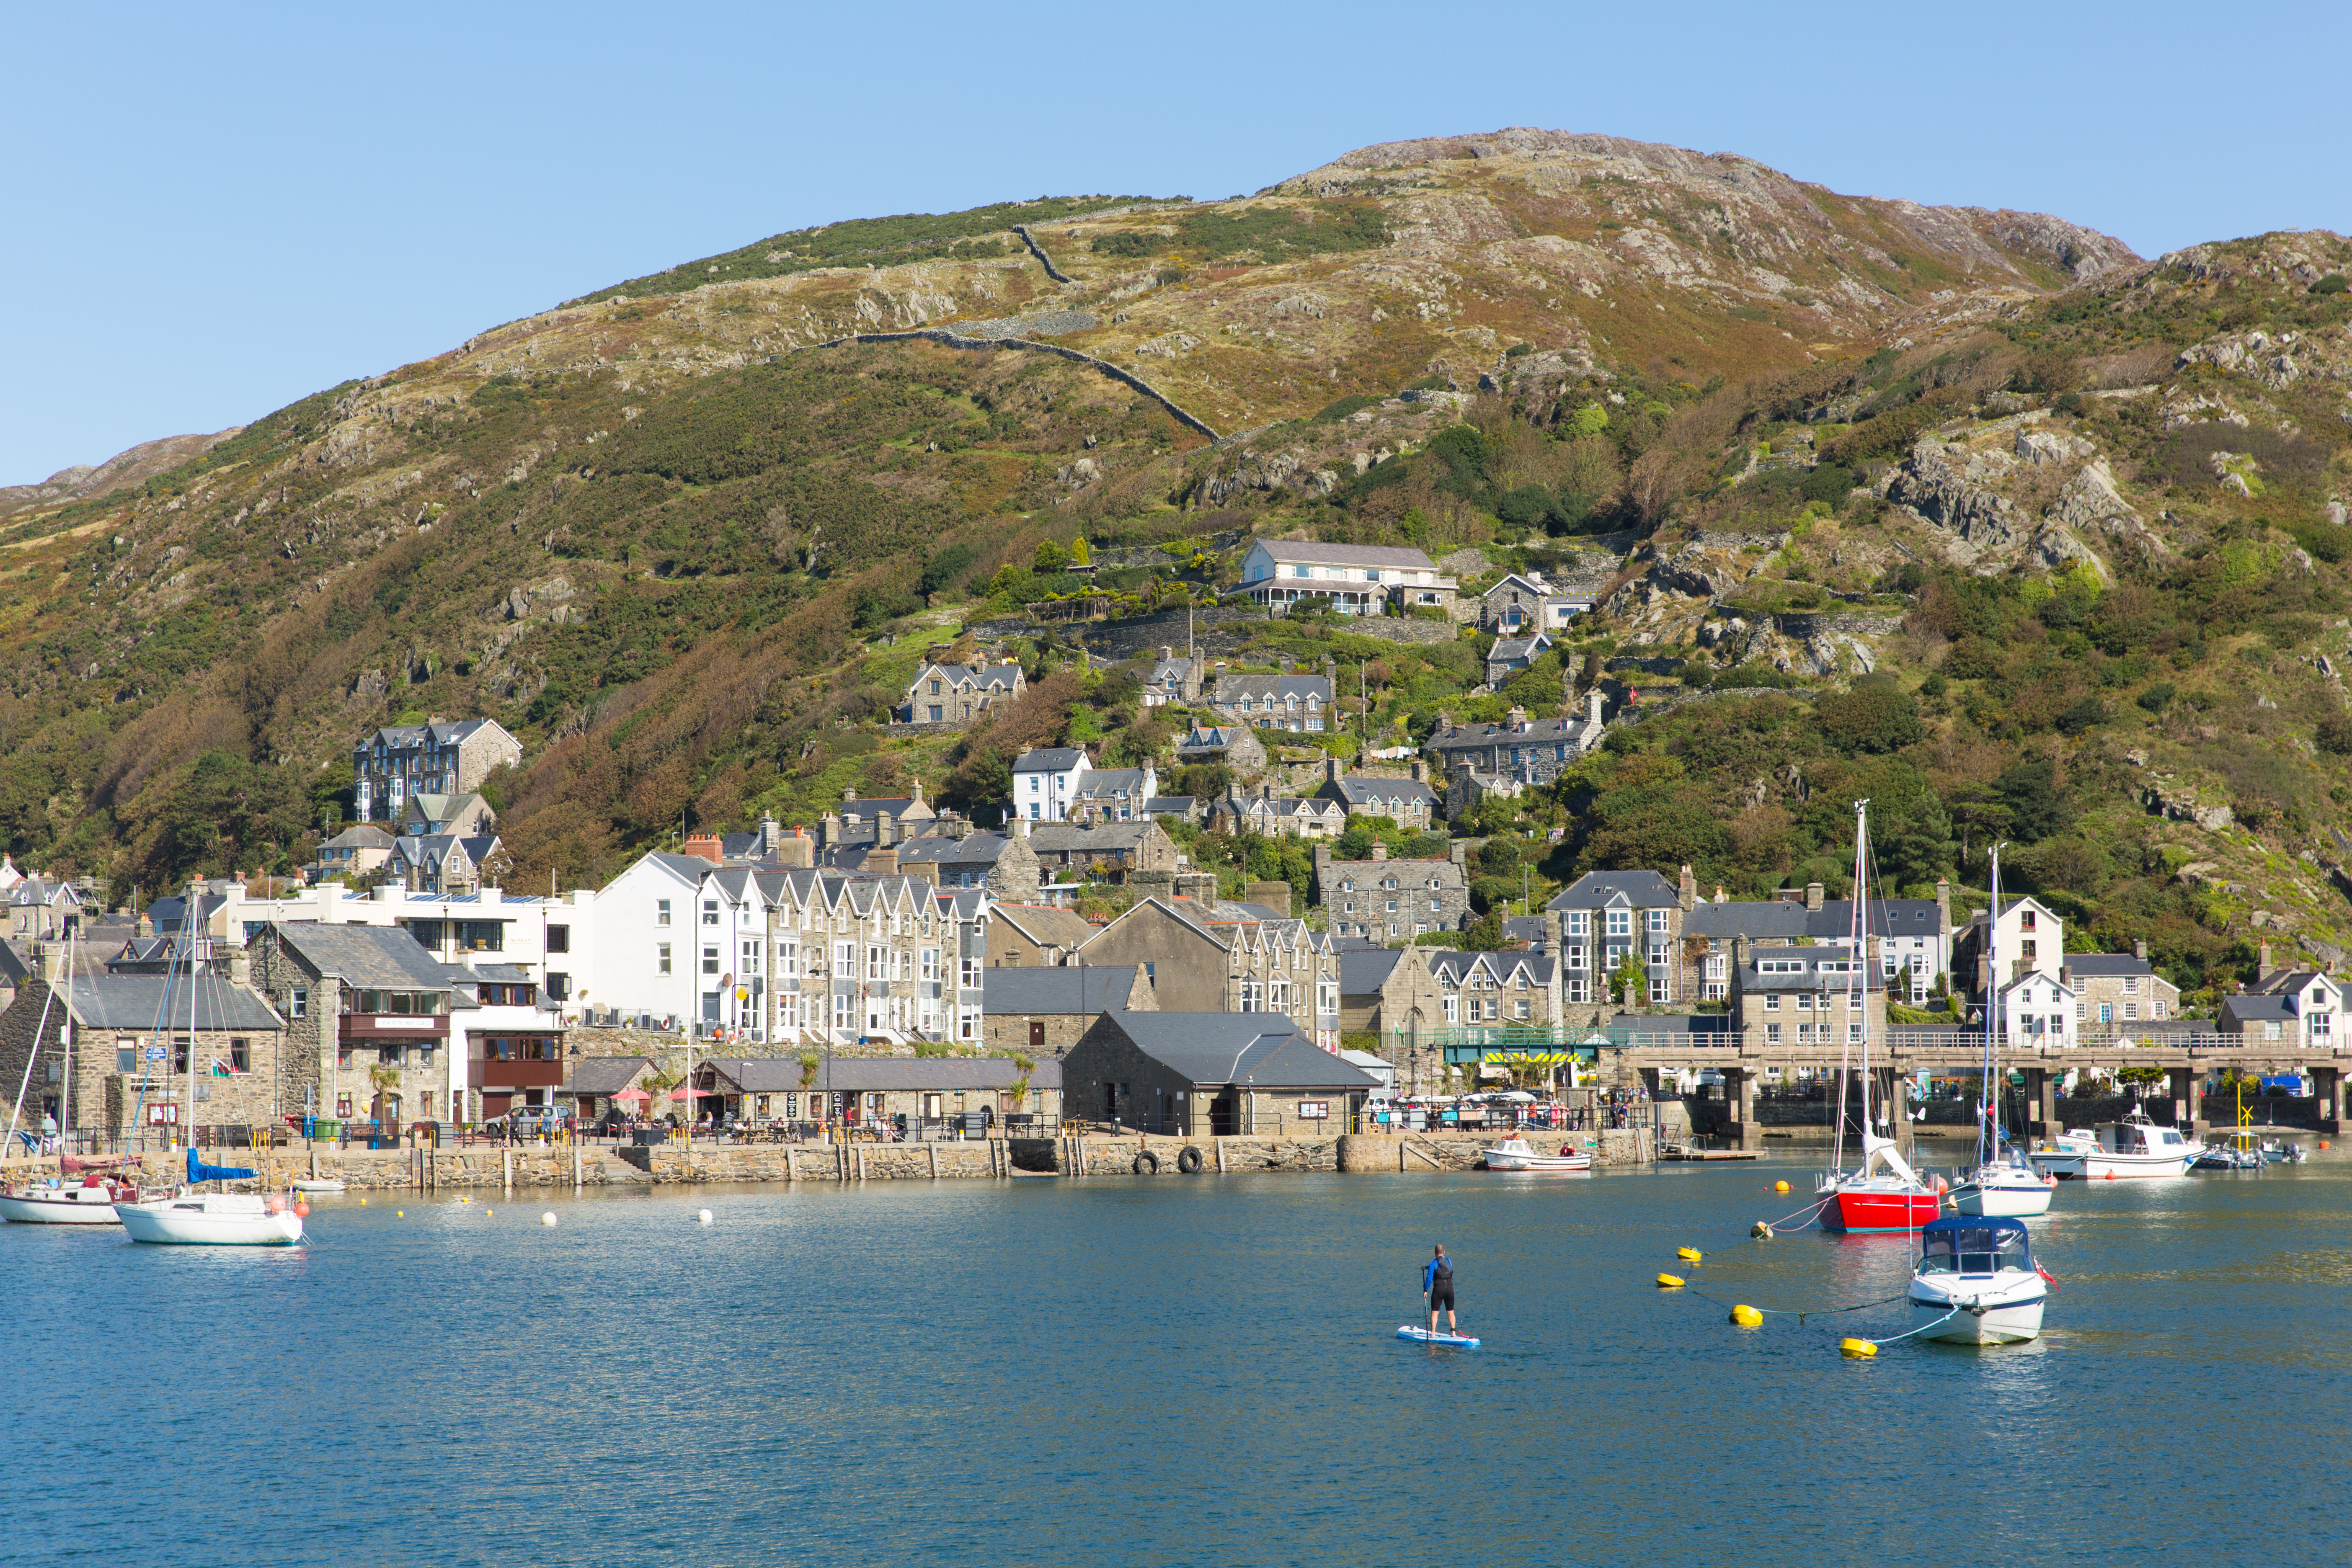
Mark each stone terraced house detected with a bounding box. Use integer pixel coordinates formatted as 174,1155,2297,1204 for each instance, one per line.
899,661,1026,726
1312,843,1470,942
351,718,521,824
1075,885,1342,1051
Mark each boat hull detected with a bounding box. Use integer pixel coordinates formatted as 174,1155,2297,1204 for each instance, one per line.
2082,1151,2197,1179
1820,1187,1939,1233
1484,1152,1592,1171
2028,1150,2086,1179
1949,1177,2054,1217
0,1191,123,1225
1905,1289,2045,1344
118,1197,304,1246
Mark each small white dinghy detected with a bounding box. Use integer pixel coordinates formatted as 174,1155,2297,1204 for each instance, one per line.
291,1179,347,1195
1481,1136,1592,1172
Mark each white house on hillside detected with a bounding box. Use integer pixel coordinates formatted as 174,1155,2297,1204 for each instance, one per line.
1237,540,1456,615
1012,748,1091,823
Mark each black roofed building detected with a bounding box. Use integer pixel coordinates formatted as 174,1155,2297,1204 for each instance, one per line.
981,964,1155,1053
1425,691,1607,789
1063,1010,1378,1136
560,1054,657,1121
694,1054,1064,1132
1312,756,1440,829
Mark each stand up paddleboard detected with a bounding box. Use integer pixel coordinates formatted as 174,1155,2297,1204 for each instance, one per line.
1397,1325,1480,1348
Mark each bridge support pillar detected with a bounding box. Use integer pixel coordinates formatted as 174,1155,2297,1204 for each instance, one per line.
2030,1068,2055,1142
1887,1068,1911,1154
1726,1068,1761,1151
2317,1066,2342,1135
2169,1066,2202,1139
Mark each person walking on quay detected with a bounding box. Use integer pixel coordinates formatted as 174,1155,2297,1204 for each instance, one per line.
1423,1244,1459,1338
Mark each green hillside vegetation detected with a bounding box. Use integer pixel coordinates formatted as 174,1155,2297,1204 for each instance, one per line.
568,194,1184,305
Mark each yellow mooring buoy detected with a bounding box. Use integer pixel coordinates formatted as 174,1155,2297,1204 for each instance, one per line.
1657,1273,1686,1289
396,1210,404,1218
1730,1305,1763,1328
1676,1246,1703,1263
1840,1338,1878,1359
1775,1180,1791,1194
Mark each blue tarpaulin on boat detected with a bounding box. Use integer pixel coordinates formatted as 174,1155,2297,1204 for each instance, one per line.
188,1150,258,1183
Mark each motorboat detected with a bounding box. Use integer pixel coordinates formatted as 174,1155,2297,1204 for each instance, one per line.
0,1173,151,1225
1905,1215,2048,1344
2194,1133,2267,1171
1948,1145,2055,1217
2055,1110,2197,1179
1481,1137,1591,1171
1818,1131,1940,1232
117,1192,305,1247
2261,1137,2307,1166
2027,1144,2086,1180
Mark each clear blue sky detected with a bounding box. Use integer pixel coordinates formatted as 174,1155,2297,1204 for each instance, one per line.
5,1,2344,483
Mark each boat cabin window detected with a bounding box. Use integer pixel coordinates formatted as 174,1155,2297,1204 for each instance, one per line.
1919,1227,2029,1275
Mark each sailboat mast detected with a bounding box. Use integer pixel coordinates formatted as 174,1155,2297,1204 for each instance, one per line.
57,926,76,1158
185,882,200,1166
1852,800,1871,1137
1983,844,2004,1170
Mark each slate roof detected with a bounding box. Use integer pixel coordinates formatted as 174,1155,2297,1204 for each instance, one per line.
1012,748,1089,773
906,662,1022,693
1324,776,1439,808
267,923,464,988
1546,871,1681,911
890,833,1013,869
1339,948,1409,995
2065,954,2159,979
994,905,1096,949
1027,822,1159,854
982,966,1141,1014
1429,714,1601,753
60,974,284,1031
1490,635,1550,662
1248,539,1439,571
698,1057,1063,1093
1502,916,1550,947
1740,945,1885,993
1074,769,1152,798
562,1056,655,1096
0,943,27,987
1093,1011,1378,1089
1143,797,1198,818
1213,673,1332,704
320,824,396,851
2220,994,2297,1024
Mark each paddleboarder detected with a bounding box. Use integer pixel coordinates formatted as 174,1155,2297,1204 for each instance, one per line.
1422,1244,1459,1338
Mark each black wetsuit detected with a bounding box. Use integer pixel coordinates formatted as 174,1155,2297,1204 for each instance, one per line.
1423,1256,1455,1311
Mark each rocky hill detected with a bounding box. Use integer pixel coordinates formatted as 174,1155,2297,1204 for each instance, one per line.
3,129,2348,1005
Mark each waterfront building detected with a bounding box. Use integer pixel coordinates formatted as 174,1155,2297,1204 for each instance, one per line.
560,1055,657,1124
1951,896,2065,1000
1732,943,1887,1055
2220,970,2339,1049
980,965,1155,1052
693,1054,1063,1131
2066,944,2180,1027
1428,950,1560,1028
0,943,285,1137
1335,946,1446,1040
1061,1011,1378,1135
1998,970,2079,1050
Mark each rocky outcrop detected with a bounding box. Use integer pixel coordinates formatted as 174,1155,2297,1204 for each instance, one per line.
2143,779,2233,832
1199,450,1339,503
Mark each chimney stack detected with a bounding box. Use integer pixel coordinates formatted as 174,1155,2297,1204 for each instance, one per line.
944,813,969,841
1678,864,1696,911
1588,687,1604,728
36,941,66,983
1371,841,1388,861
2135,937,2149,962
774,828,815,869
2258,941,2274,982
759,812,780,855
867,845,899,878
877,812,897,848
1410,758,1425,783
1936,877,1952,938
1175,871,1220,906
1806,882,1825,913
683,833,724,866
1325,754,1340,784
229,947,251,986
1013,813,1030,840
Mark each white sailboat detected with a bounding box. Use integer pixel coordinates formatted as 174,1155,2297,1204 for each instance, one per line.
1949,844,2054,1218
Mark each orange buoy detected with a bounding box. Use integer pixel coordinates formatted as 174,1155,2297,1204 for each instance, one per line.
1933,1176,1949,1195
293,1199,310,1218
2104,1170,2116,1181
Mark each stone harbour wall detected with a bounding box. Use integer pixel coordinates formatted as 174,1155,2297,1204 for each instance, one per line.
22,1125,1654,1194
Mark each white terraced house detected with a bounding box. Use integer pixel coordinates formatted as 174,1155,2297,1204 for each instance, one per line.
1012,748,1090,823
1236,540,1456,615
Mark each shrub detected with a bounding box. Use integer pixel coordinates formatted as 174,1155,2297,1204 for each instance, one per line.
1090,232,1157,258
2136,682,2175,714
1800,463,1858,505
2055,696,2107,735
2317,711,2352,756
1315,393,1381,423
1505,342,1534,357
919,542,977,598
2314,275,2349,296
1817,686,1926,753
1995,756,2071,842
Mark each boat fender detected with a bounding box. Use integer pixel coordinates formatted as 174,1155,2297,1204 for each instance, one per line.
1676,1246,1703,1262
1729,1305,1763,1328
269,1196,286,1215
1132,1150,1160,1176
1176,1146,1204,1174
1656,1274,1685,1289
1750,1221,1774,1239
1839,1338,1877,1359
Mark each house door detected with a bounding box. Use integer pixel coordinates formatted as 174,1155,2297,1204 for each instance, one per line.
1028,1020,1046,1048
1210,1090,1241,1137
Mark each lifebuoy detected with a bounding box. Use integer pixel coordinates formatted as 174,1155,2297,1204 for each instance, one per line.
1176,1145,1205,1174
1132,1150,1161,1176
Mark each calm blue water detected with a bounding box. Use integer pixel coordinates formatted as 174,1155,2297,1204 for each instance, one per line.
6,1158,2347,1566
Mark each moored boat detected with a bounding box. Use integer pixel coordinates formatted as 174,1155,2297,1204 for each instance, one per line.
0,1173,149,1225
1818,1133,1941,1232
116,1191,304,1246
2058,1110,2197,1179
1905,1215,2048,1344
1481,1137,1591,1171
1949,1145,2055,1217
290,1179,347,1194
